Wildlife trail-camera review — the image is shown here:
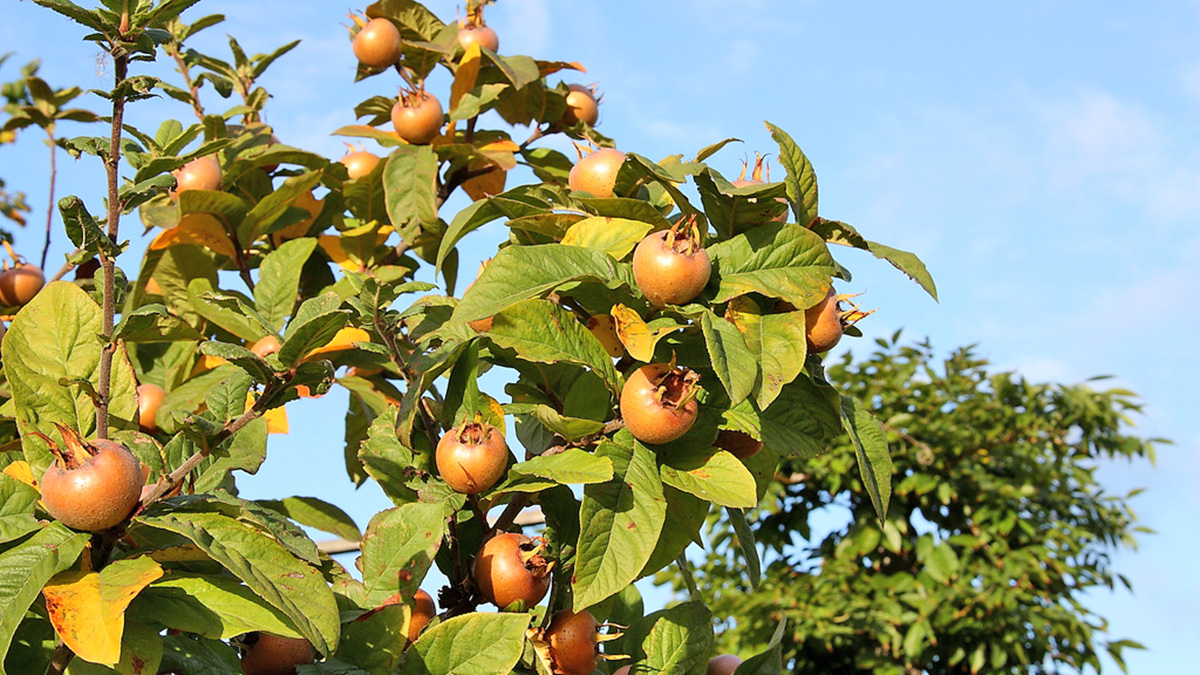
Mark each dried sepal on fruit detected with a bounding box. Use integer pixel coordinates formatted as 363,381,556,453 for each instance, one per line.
474,532,553,610
36,423,142,532
631,215,712,308
620,360,702,444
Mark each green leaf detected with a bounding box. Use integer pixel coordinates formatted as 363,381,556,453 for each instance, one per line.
159,634,241,674
508,448,613,485
434,198,502,277
131,572,303,640
0,473,40,544
640,601,714,675
451,244,628,324
573,433,666,611
336,604,408,674
696,309,757,406
256,238,318,333
659,447,757,509
397,612,529,675
134,506,340,655
239,171,322,243
0,524,90,675
279,293,349,367
811,219,938,301
765,121,818,227
2,282,139,476
358,502,446,608
58,196,121,258
732,618,787,674
384,144,439,234
760,378,840,458
839,395,892,525
28,0,107,34
724,299,807,409
560,216,653,260
257,497,362,543
113,303,203,342
188,278,262,342
726,507,761,590
204,370,253,424
487,299,622,396
708,223,835,308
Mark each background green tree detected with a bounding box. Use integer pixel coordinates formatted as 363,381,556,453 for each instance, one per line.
681,336,1155,674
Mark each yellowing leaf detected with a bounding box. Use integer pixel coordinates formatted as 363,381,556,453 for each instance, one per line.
450,42,483,116
147,544,210,563
191,354,228,376
149,213,237,258
462,164,507,201
318,235,359,272
303,326,371,361
611,304,655,362
3,460,37,491
42,557,163,666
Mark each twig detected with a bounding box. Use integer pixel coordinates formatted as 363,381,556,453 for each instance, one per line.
41,128,57,270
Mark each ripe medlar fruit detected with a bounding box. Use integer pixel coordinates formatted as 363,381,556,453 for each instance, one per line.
0,263,45,307
137,383,166,434
474,532,551,610
391,90,444,145
708,654,744,675
620,363,701,444
631,218,711,307
339,149,381,179
545,609,602,675
568,147,625,199
38,424,142,532
352,17,402,69
239,633,315,675
436,421,509,494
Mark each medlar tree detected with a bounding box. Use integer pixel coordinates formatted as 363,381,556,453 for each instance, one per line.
0,0,937,673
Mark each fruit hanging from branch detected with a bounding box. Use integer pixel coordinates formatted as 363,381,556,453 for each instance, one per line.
632,216,712,307
568,145,625,199
620,362,701,444
169,154,221,199
561,83,600,127
352,16,402,69
37,424,142,532
391,89,444,145
436,420,509,494
239,633,315,675
474,532,552,610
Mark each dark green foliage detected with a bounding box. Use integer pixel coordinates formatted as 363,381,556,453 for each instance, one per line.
685,336,1155,674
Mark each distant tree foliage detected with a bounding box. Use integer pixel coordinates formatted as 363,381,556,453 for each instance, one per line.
681,336,1155,674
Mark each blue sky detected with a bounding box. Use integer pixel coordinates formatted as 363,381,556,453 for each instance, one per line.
4,0,1198,671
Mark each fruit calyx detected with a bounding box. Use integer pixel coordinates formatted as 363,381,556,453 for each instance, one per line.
651,358,701,412
661,214,705,257
37,423,100,470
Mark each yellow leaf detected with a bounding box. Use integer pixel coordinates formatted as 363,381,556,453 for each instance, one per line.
611,304,682,363
450,42,483,115
303,326,371,361
318,235,359,272
3,460,37,491
191,354,228,376
462,164,507,201
149,213,237,258
265,406,289,434
244,392,290,434
42,557,163,666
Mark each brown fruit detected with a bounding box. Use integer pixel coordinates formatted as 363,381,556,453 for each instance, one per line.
137,383,165,434
474,532,551,610
409,589,436,641
568,148,625,199
353,17,402,69
713,429,762,460
707,654,744,675
435,421,509,494
40,426,142,532
250,335,282,358
586,314,624,358
240,633,315,675
805,288,843,353
465,259,494,332
562,84,599,126
620,363,701,444
0,264,45,307
171,155,222,199
546,609,601,675
457,24,499,53
340,150,381,179
631,222,711,307
391,91,444,145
